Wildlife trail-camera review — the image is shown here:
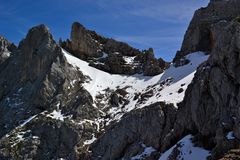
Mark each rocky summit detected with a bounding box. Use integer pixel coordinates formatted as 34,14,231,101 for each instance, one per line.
1,0,240,160
61,22,170,76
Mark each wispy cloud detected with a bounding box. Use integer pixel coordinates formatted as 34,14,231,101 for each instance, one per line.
129,4,197,22
95,0,209,23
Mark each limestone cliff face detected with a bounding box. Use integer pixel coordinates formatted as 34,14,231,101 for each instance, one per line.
174,0,240,66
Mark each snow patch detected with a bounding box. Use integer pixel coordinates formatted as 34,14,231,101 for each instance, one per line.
84,134,97,145
46,110,66,121
100,52,108,58
131,143,156,160
123,56,135,65
159,135,210,160
227,131,235,140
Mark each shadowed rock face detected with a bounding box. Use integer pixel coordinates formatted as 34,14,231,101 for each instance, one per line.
0,25,101,159
90,102,177,160
18,25,62,83
168,21,240,160
61,22,170,76
173,0,240,66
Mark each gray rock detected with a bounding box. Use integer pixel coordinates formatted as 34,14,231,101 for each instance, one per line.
168,21,240,159
90,102,177,160
63,22,103,59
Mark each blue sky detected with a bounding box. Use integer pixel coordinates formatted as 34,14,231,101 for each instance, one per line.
0,0,209,61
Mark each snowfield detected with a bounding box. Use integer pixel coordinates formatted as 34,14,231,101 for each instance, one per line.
63,49,208,111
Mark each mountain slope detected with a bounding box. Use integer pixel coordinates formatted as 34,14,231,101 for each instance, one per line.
0,25,99,159
0,25,208,159
62,49,208,159
63,49,208,122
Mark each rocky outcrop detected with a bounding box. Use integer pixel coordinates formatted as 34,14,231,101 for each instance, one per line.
61,22,141,59
62,22,103,59
0,25,85,110
90,102,177,159
138,48,170,76
173,0,240,66
61,22,169,76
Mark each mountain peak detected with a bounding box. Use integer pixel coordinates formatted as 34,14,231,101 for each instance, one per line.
19,24,53,51
61,21,169,76
17,24,63,83
72,21,85,30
